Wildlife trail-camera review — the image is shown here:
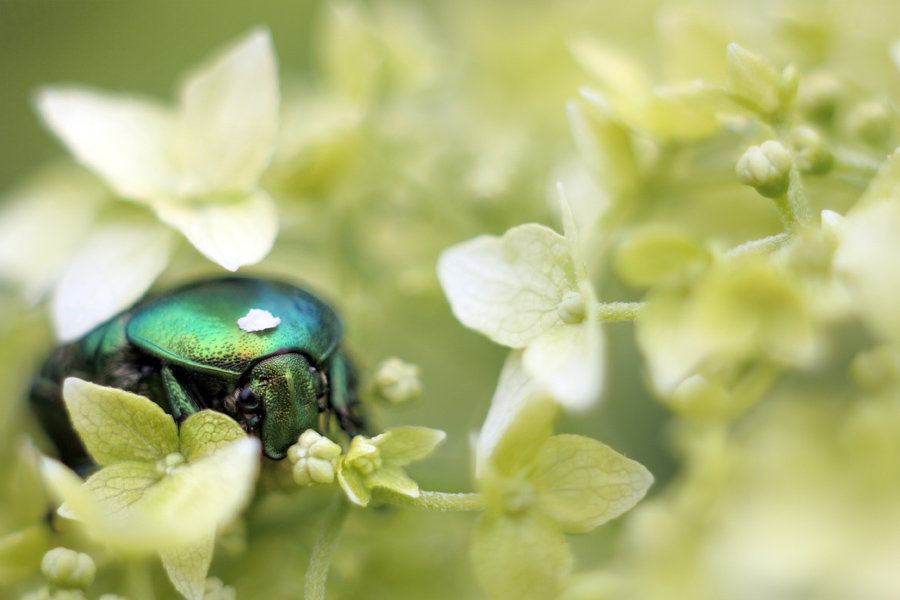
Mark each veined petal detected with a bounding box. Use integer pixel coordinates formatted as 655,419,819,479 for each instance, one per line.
62,378,179,466
374,426,446,466
470,513,573,600
151,190,277,272
51,221,174,342
364,466,420,498
159,533,215,600
173,28,279,196
437,224,577,348
522,320,605,410
531,434,653,534
35,87,178,200
336,459,372,507
179,411,246,463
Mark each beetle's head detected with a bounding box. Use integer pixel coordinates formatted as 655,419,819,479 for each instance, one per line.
240,352,326,459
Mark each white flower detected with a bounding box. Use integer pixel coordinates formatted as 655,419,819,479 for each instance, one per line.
36,28,280,274
437,185,604,409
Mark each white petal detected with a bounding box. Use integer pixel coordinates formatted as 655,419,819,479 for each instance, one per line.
36,87,178,200
437,224,577,348
523,320,605,411
51,222,174,342
476,351,543,476
173,28,279,196
0,165,107,301
151,189,277,271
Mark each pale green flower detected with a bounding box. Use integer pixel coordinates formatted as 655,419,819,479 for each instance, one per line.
288,430,342,486
39,378,260,600
471,352,653,600
36,28,279,276
371,357,423,405
336,426,445,507
438,190,604,409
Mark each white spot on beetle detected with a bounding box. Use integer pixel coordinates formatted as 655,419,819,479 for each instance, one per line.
238,308,281,332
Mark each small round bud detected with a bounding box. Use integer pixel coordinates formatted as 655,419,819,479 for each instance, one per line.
736,140,792,198
796,72,842,123
288,430,342,486
372,357,423,405
41,548,95,591
557,291,586,324
790,126,833,174
346,436,382,476
846,100,893,146
156,452,187,476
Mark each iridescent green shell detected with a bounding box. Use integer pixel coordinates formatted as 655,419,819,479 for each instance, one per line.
125,278,343,378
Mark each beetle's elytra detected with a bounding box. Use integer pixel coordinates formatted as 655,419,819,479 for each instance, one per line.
30,277,361,470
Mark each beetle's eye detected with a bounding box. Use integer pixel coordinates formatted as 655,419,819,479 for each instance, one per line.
238,387,260,411
308,364,327,398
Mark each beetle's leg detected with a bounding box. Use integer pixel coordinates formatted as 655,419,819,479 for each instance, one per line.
328,349,362,436
160,365,200,422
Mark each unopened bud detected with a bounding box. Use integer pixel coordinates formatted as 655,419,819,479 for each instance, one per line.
203,577,237,600
41,548,95,591
791,126,833,174
846,100,893,146
736,140,792,198
796,72,842,123
372,357,422,405
557,291,587,324
288,430,342,486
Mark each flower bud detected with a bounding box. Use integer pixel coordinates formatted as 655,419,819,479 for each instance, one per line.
846,100,893,146
41,548,95,591
203,577,237,600
790,126,833,174
557,291,586,324
288,430,342,486
372,357,423,405
796,72,842,123
736,140,792,198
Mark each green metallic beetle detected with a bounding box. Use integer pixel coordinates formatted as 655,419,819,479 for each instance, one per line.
30,277,360,470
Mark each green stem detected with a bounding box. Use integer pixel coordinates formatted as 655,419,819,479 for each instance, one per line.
373,489,485,511
724,233,790,261
772,165,811,234
595,302,644,322
305,494,351,600
125,560,156,600
832,148,881,179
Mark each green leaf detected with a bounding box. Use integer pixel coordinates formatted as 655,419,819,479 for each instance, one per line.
159,533,215,600
437,224,577,348
83,460,162,514
531,435,654,534
179,410,246,462
725,43,781,116
374,426,445,466
62,378,178,466
470,513,573,600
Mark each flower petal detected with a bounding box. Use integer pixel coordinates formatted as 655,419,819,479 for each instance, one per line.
62,378,179,466
522,320,605,410
159,533,215,600
470,513,573,600
437,224,576,348
336,459,371,507
0,165,108,302
35,86,178,200
151,189,277,271
172,28,279,196
179,411,246,463
374,426,446,466
51,221,174,342
531,434,653,534
476,351,551,477
364,465,420,498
